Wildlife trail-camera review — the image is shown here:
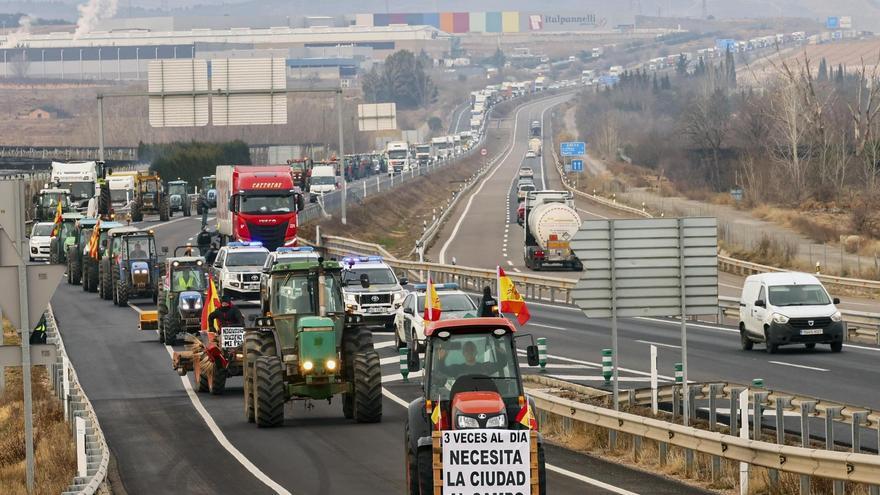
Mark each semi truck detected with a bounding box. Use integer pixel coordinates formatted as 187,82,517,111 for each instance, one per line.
51,161,102,211
530,120,542,138
431,136,451,161
107,172,136,209
414,144,432,166
528,137,543,156
523,190,583,271
385,141,410,175
216,165,303,250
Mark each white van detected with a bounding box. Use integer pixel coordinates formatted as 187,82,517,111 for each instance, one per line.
309,164,338,202
738,272,843,353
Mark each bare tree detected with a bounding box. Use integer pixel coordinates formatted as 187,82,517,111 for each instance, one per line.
10,51,30,79
680,87,730,189
594,111,620,160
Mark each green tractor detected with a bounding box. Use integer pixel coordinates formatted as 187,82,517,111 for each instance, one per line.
243,257,381,427
81,221,123,293
49,212,83,264
66,218,97,285
158,248,208,345
99,227,161,305
167,180,192,217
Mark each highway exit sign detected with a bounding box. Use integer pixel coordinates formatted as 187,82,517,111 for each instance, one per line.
560,141,585,156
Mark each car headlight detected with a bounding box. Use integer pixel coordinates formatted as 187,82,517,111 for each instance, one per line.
830,311,842,322
772,313,789,324
344,293,358,304
485,414,507,428
393,291,405,303
456,415,480,429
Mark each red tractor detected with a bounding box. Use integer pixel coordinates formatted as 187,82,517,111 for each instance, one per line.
403,318,546,495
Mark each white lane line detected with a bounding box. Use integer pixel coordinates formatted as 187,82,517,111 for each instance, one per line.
769,361,829,372
439,102,528,264
374,340,396,350
577,207,608,220
513,268,522,273
127,302,144,314
380,356,401,366
380,386,639,494
507,260,514,266
547,464,640,495
635,339,681,349
530,322,567,331
538,105,550,190
515,349,676,380
550,375,652,383
163,345,292,495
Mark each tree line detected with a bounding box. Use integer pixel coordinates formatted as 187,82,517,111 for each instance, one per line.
362,50,438,110
142,140,251,186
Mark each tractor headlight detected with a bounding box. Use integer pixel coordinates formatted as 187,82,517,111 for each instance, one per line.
302,360,314,372
456,415,480,429
772,313,789,325
325,359,337,371
485,414,507,428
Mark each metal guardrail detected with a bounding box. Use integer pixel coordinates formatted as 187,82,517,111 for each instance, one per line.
0,146,137,162
45,304,110,494
528,387,880,485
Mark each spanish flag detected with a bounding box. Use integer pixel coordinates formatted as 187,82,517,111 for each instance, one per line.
423,274,442,322
515,403,538,430
498,267,530,325
51,200,63,237
87,219,100,258
201,275,221,331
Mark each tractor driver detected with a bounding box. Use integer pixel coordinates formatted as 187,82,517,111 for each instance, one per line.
435,340,507,388
173,267,203,292
130,241,148,259
208,296,245,332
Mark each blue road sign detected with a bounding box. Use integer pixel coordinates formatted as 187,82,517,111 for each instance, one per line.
560,141,586,156
571,159,584,172
826,16,839,29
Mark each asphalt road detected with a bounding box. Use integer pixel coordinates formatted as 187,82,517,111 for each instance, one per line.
51,99,717,494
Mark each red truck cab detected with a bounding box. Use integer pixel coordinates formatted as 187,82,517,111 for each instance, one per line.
216,165,304,250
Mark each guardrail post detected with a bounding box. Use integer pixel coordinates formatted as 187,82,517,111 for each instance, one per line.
852,411,867,454
730,387,743,437
799,401,816,495
672,385,680,422
770,397,792,487
825,406,843,495
399,348,409,382
75,415,87,477
753,391,769,440
708,383,723,481
536,337,547,371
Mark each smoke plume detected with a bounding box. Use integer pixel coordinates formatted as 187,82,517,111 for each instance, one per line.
73,0,119,39
4,15,33,48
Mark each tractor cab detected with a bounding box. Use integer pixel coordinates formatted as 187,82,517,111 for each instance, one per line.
33,188,72,222
404,318,545,495
157,251,208,345
167,179,191,217
49,212,83,264
198,175,217,213
100,227,160,305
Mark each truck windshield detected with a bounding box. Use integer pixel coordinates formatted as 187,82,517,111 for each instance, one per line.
768,284,831,306
110,189,129,203
428,333,521,401
239,194,295,214
58,182,93,200
40,193,69,208
388,150,408,159
311,176,336,186
342,267,397,286
416,146,430,153
272,274,344,315
226,251,269,267
168,184,186,196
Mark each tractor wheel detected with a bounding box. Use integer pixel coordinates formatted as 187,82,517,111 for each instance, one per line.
68,248,81,285
342,327,374,418
99,185,111,217
163,314,180,345
159,199,170,222
102,263,113,301
405,424,419,495
88,262,99,292
254,356,285,428
244,332,276,423
183,202,191,217
416,447,433,495
353,351,382,423
210,364,227,395
197,361,210,393
116,279,129,306
131,203,143,222
159,315,168,344
49,240,59,264
81,263,90,291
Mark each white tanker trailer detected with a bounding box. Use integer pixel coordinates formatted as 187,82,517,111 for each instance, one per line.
523,190,583,271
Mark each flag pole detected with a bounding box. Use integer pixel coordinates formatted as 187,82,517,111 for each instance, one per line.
496,265,502,317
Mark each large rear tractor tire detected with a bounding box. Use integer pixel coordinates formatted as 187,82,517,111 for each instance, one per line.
254,356,285,428
342,327,374,419
116,279,129,306
210,364,227,395
183,202,191,217
417,447,433,495
197,361,210,393
49,239,59,265
159,199,170,222
82,263,90,292
353,351,382,423
538,442,547,495
163,314,180,345
68,248,81,285
244,332,276,423
131,203,143,222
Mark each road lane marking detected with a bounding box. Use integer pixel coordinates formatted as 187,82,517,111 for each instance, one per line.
635,339,681,349
374,340,396,350
550,375,652,383
769,361,829,372
163,345,292,495
513,268,522,273
577,207,608,220
507,260,514,266
380,386,641,494
530,323,567,331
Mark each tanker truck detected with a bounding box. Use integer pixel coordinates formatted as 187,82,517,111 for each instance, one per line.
528,137,542,157
523,190,583,271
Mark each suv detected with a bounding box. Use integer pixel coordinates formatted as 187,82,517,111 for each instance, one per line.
394,283,478,351
341,256,407,329
739,272,844,353
259,246,320,311
212,242,270,300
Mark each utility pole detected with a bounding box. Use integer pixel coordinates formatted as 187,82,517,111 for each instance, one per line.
336,91,346,225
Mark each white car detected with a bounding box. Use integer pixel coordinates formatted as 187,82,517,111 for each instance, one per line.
394,283,479,351
211,242,269,300
29,222,55,261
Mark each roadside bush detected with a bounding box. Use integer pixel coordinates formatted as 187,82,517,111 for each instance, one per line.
141,140,251,185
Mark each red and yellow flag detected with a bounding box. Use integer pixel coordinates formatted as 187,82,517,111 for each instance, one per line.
201,275,221,331
87,219,100,258
423,276,442,322
498,267,530,325
51,200,63,236
515,403,538,430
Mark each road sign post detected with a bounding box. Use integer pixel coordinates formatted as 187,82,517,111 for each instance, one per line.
571,217,719,426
